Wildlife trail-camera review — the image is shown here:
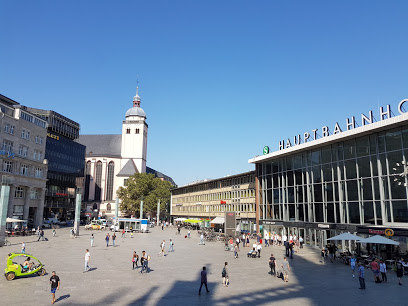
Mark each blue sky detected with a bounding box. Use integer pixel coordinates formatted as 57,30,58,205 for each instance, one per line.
1,1,408,186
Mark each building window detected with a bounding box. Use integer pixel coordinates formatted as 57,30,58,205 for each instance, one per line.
30,189,38,199
35,168,43,178
2,140,13,153
106,161,115,201
39,137,43,144
35,136,39,143
4,123,15,135
95,161,102,201
3,161,13,173
34,150,42,161
126,128,131,134
135,129,140,134
18,146,28,157
20,164,29,176
15,187,24,198
21,129,26,139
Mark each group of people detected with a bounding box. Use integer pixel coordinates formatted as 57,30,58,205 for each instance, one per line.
132,250,151,273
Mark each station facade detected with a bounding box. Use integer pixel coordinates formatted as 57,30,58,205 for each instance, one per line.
249,99,408,255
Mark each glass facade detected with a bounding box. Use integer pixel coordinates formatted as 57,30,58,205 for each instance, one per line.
257,125,408,250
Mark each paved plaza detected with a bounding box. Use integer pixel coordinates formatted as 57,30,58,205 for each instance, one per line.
0,227,407,306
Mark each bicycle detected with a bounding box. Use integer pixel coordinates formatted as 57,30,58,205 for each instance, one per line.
4,239,11,246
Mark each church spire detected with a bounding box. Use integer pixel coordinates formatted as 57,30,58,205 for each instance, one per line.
133,86,141,107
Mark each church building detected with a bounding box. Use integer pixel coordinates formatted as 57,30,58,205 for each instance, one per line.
78,89,175,218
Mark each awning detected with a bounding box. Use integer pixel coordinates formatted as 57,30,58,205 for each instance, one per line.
327,232,362,241
210,217,225,224
184,219,201,224
358,235,400,245
6,218,26,223
174,217,187,221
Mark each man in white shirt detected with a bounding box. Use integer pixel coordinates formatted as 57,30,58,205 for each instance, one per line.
257,243,262,258
84,249,91,272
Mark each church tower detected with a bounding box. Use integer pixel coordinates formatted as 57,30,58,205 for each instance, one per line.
121,87,148,173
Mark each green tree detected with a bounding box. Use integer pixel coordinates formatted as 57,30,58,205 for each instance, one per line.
117,173,172,216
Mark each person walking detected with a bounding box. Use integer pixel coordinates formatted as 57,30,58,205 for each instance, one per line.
132,251,139,270
141,251,150,273
242,233,246,248
281,257,291,282
21,242,26,254
222,262,229,287
234,244,239,259
257,243,262,258
52,229,56,237
38,230,45,241
198,266,210,295
289,241,294,259
199,233,205,245
84,249,91,272
246,234,250,247
269,254,276,276
188,230,191,239
158,240,165,256
105,233,110,247
358,262,366,289
112,233,116,247
122,229,125,238
50,271,60,305
299,236,304,248
396,258,404,286
350,255,357,278
379,260,387,283
285,241,290,257
90,234,94,247
320,248,326,264
168,239,174,252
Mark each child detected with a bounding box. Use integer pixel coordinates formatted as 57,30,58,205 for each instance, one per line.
21,242,26,254
350,255,357,278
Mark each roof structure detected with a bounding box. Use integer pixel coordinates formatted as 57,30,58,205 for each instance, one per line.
117,159,139,177
77,134,122,157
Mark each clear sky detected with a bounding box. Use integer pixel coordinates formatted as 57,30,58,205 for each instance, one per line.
1,1,408,186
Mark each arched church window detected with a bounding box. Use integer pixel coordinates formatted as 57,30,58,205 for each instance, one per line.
106,161,115,201
84,161,91,201
95,161,102,201
135,129,140,134
126,128,131,134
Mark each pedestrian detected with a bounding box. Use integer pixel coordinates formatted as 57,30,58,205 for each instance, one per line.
199,233,205,245
321,248,326,264
84,249,91,272
38,230,44,241
234,244,239,259
222,262,229,287
21,242,26,254
285,241,290,257
162,223,164,230
36,226,40,238
246,234,250,247
140,251,150,273
112,233,116,247
188,230,191,239
299,236,303,248
265,235,269,247
122,229,125,238
158,240,165,256
177,225,181,235
242,233,246,248
289,241,294,259
50,271,60,305
281,257,291,282
371,259,381,283
105,233,110,247
358,262,366,289
269,254,276,276
350,255,357,278
132,251,139,269
198,266,210,295
90,234,94,247
257,243,262,258
168,239,174,252
396,258,404,286
236,237,240,251
52,229,56,237
379,260,387,283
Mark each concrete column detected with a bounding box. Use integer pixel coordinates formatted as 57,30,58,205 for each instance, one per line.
74,193,81,236
34,188,46,228
0,186,11,247
101,159,107,201
89,160,96,201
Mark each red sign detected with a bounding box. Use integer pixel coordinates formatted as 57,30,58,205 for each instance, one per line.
369,229,384,235
220,201,226,204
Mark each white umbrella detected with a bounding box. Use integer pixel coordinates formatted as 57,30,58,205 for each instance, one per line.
327,232,363,241
358,235,400,245
6,217,26,223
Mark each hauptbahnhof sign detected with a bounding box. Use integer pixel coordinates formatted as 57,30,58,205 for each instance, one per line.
277,99,408,151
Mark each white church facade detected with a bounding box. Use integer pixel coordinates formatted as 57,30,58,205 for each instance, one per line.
78,89,174,218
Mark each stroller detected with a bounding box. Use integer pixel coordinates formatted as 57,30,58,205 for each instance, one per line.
247,248,258,258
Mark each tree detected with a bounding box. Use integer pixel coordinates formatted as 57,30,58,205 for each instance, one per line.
117,173,172,216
